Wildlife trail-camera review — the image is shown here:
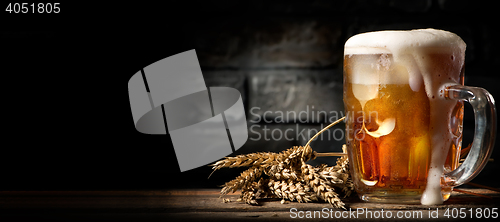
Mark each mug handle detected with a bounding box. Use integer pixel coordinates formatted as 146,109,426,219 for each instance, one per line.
444,85,496,186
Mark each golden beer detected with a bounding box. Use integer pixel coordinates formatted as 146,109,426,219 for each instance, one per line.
344,53,464,196
344,32,466,202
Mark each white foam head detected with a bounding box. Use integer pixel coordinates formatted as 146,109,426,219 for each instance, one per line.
345,29,466,90
344,28,466,55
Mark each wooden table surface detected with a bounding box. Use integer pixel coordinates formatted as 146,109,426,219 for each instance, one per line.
0,189,499,221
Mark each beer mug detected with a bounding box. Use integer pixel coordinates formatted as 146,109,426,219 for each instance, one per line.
343,29,496,205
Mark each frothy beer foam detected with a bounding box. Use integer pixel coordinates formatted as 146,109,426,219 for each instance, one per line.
344,29,465,55
344,29,466,205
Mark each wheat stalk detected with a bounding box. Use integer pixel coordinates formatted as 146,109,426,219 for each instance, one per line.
240,178,276,205
268,178,318,203
214,116,352,208
211,147,296,171
300,159,346,209
268,145,314,177
220,166,263,195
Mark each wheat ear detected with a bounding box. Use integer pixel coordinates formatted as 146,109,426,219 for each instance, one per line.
216,116,351,208
220,166,263,195
268,178,318,203
300,160,346,209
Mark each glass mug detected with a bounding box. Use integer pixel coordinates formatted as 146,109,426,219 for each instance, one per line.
343,29,496,205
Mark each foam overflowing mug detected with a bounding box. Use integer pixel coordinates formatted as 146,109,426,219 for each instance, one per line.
343,29,496,205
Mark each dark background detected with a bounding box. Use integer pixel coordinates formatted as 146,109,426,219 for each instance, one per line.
2,0,499,191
